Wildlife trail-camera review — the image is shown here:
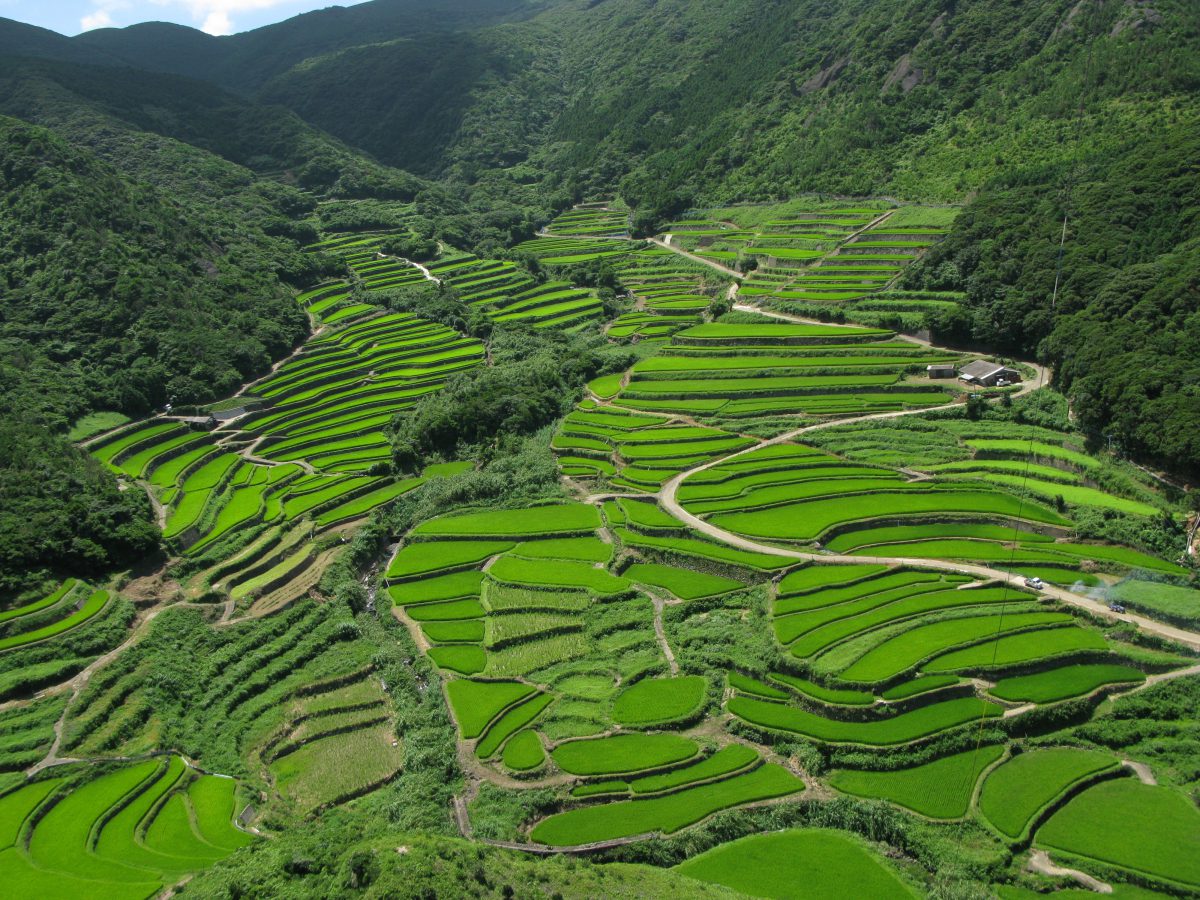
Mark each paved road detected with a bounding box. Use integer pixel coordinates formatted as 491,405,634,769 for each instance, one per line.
383,251,441,285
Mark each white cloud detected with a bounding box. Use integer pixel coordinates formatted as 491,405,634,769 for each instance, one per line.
200,8,232,34
78,0,366,38
80,0,133,32
185,0,306,36
80,8,114,30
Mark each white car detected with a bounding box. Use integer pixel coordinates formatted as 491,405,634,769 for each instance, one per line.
1023,577,1044,590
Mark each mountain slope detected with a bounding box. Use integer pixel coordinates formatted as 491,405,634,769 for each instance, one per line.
0,55,424,198
66,0,561,90
0,114,307,423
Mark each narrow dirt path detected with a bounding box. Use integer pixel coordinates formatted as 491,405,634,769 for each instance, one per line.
1122,760,1156,785
650,236,743,279
27,602,174,775
382,252,441,285
456,740,575,791
390,605,431,654
1119,662,1200,695
145,485,169,530
1002,703,1037,719
453,793,474,838
645,590,679,676
235,435,317,474
1028,850,1112,893
231,323,328,407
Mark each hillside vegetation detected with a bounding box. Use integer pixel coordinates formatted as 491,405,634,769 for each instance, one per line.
0,1,1197,898
2,0,1194,473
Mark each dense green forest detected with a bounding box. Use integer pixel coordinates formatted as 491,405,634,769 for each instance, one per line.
0,424,157,592
0,116,308,423
3,0,1194,472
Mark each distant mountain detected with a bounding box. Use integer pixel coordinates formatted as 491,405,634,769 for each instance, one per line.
71,21,228,83
0,17,121,66
0,0,1196,471
49,0,560,90
0,54,424,197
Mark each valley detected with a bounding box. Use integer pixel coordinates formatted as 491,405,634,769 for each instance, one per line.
2,196,1197,898
0,1,1197,897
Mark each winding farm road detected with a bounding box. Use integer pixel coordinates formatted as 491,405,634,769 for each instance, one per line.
658,437,1200,652
631,229,1198,651
647,330,1195,651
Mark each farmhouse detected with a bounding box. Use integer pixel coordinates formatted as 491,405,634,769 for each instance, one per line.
926,364,957,379
959,359,1020,387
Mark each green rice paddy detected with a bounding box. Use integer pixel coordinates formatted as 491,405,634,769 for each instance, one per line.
978,748,1121,840
551,733,699,776
530,764,802,845
675,829,917,899
611,676,707,727
828,745,1005,818
1036,780,1200,889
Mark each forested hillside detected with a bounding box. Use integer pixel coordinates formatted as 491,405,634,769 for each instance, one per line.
0,116,307,423
907,125,1200,472
2,0,1195,472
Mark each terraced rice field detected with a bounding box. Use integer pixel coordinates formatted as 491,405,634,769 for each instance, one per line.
607,246,730,340
383,496,827,839
92,414,443,610
542,205,631,238
244,310,482,468
477,286,1194,871
827,745,1006,818
83,225,496,613
608,321,961,421
18,200,1192,893
0,757,251,899
978,748,1121,841
0,696,66,784
512,236,641,265
668,203,954,323
0,581,111,652
1035,780,1200,891
405,265,1187,864
530,763,802,845
675,829,918,898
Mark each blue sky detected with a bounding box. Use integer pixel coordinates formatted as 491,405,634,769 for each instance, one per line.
1,0,369,37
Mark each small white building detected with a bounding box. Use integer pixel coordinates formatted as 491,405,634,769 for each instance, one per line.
959,359,1020,387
